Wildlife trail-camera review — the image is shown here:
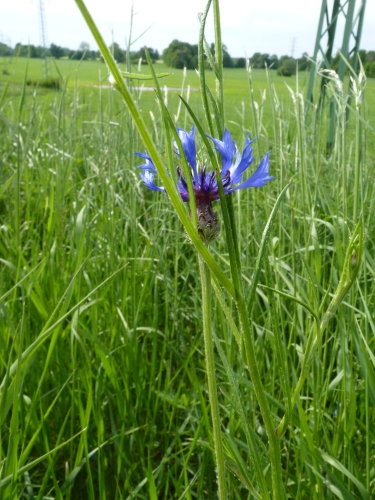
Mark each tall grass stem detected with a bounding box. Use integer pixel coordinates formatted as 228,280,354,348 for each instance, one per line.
198,256,227,499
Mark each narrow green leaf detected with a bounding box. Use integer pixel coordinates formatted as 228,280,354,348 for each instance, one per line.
247,183,291,311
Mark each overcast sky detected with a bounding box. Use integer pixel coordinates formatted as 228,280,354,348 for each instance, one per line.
1,0,374,58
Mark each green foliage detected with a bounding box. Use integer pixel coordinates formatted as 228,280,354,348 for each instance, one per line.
109,42,125,63
250,52,311,72
234,57,246,68
26,76,61,90
2,37,375,80
69,41,99,61
363,52,375,77
132,46,160,64
277,57,297,76
331,49,375,78
269,54,280,69
251,52,272,68
297,52,311,71
2,41,101,61
162,39,234,71
207,43,233,68
0,42,13,57
14,42,45,58
223,49,233,68
0,53,375,497
162,39,199,69
49,43,66,59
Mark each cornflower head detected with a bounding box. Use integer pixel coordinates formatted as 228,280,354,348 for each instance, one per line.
135,126,274,242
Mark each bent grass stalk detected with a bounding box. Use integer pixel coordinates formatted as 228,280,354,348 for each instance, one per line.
74,0,236,301
195,4,286,492
74,3,284,498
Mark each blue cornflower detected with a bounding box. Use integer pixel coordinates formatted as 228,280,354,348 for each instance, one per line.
135,126,274,242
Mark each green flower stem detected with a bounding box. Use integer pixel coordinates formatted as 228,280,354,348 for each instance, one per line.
216,184,289,498
198,256,227,500
214,182,287,498
212,0,224,127
198,0,215,137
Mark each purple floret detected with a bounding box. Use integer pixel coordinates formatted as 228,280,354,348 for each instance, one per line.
135,127,274,203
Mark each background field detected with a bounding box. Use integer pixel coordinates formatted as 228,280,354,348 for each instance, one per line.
2,57,374,133
0,56,375,498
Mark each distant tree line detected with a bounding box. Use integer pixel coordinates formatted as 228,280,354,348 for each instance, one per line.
161,41,310,74
162,40,234,69
331,49,375,78
1,39,375,78
249,52,311,75
0,41,159,63
0,41,101,60
109,43,160,64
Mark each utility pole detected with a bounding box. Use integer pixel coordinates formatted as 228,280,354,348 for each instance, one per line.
290,38,296,58
306,0,367,150
38,0,50,79
307,0,367,102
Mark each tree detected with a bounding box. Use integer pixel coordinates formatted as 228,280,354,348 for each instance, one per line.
50,43,65,59
364,51,375,77
133,46,160,64
14,43,29,57
170,47,194,69
13,43,44,58
259,53,271,68
365,61,375,77
249,53,273,69
28,45,41,58
163,40,198,69
207,43,233,68
222,45,233,68
296,52,310,71
0,42,12,56
109,42,125,63
277,57,297,76
79,41,90,52
250,52,262,68
269,54,279,69
234,57,246,68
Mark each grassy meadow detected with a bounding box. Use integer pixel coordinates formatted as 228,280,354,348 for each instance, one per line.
4,56,375,132
0,54,375,499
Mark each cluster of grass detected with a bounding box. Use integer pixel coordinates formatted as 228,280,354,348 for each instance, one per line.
0,52,374,498
26,77,61,90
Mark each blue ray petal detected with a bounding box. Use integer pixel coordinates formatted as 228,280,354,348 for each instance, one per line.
140,170,165,192
229,153,274,191
229,136,256,185
134,152,157,171
176,126,199,184
207,129,236,173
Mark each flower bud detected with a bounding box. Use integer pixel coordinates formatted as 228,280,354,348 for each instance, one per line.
197,203,220,243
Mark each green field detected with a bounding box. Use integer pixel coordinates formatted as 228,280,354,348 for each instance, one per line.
2,57,288,132
3,57,374,133
1,52,375,499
